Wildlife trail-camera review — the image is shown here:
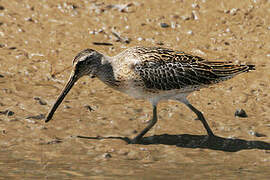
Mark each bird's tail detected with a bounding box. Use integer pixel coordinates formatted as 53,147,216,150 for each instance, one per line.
247,64,255,71
203,61,255,77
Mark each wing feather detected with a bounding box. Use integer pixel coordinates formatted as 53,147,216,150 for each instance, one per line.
133,47,255,91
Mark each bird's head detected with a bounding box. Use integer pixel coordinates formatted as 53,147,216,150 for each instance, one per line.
45,49,103,122
72,49,103,79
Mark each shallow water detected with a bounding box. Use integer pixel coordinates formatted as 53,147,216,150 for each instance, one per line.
1,0,270,179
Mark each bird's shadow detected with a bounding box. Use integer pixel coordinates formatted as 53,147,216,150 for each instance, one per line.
77,134,270,152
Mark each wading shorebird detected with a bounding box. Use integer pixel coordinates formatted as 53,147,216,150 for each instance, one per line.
45,46,255,144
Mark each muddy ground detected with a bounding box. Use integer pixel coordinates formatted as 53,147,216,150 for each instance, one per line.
1,0,270,179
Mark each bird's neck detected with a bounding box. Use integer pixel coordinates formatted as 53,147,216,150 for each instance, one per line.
95,57,119,86
100,54,113,65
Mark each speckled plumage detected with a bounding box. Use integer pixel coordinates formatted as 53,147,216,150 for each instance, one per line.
131,47,254,91
45,46,255,144
99,47,254,102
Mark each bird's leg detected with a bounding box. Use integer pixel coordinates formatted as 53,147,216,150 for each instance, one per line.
180,98,215,137
130,105,157,144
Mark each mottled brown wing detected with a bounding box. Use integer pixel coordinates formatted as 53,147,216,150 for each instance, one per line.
134,52,255,91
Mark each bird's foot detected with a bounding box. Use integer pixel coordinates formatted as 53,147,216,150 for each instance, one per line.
129,137,142,144
205,133,218,141
208,132,215,137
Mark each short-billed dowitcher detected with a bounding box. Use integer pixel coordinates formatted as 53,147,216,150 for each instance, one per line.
45,46,255,144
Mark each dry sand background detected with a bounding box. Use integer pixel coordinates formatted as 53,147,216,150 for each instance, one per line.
1,0,270,179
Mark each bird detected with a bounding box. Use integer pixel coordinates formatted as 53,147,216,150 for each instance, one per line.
45,46,255,144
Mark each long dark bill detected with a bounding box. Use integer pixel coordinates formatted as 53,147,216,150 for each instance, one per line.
45,74,79,123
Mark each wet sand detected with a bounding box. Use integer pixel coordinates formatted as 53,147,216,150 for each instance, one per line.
1,0,270,179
